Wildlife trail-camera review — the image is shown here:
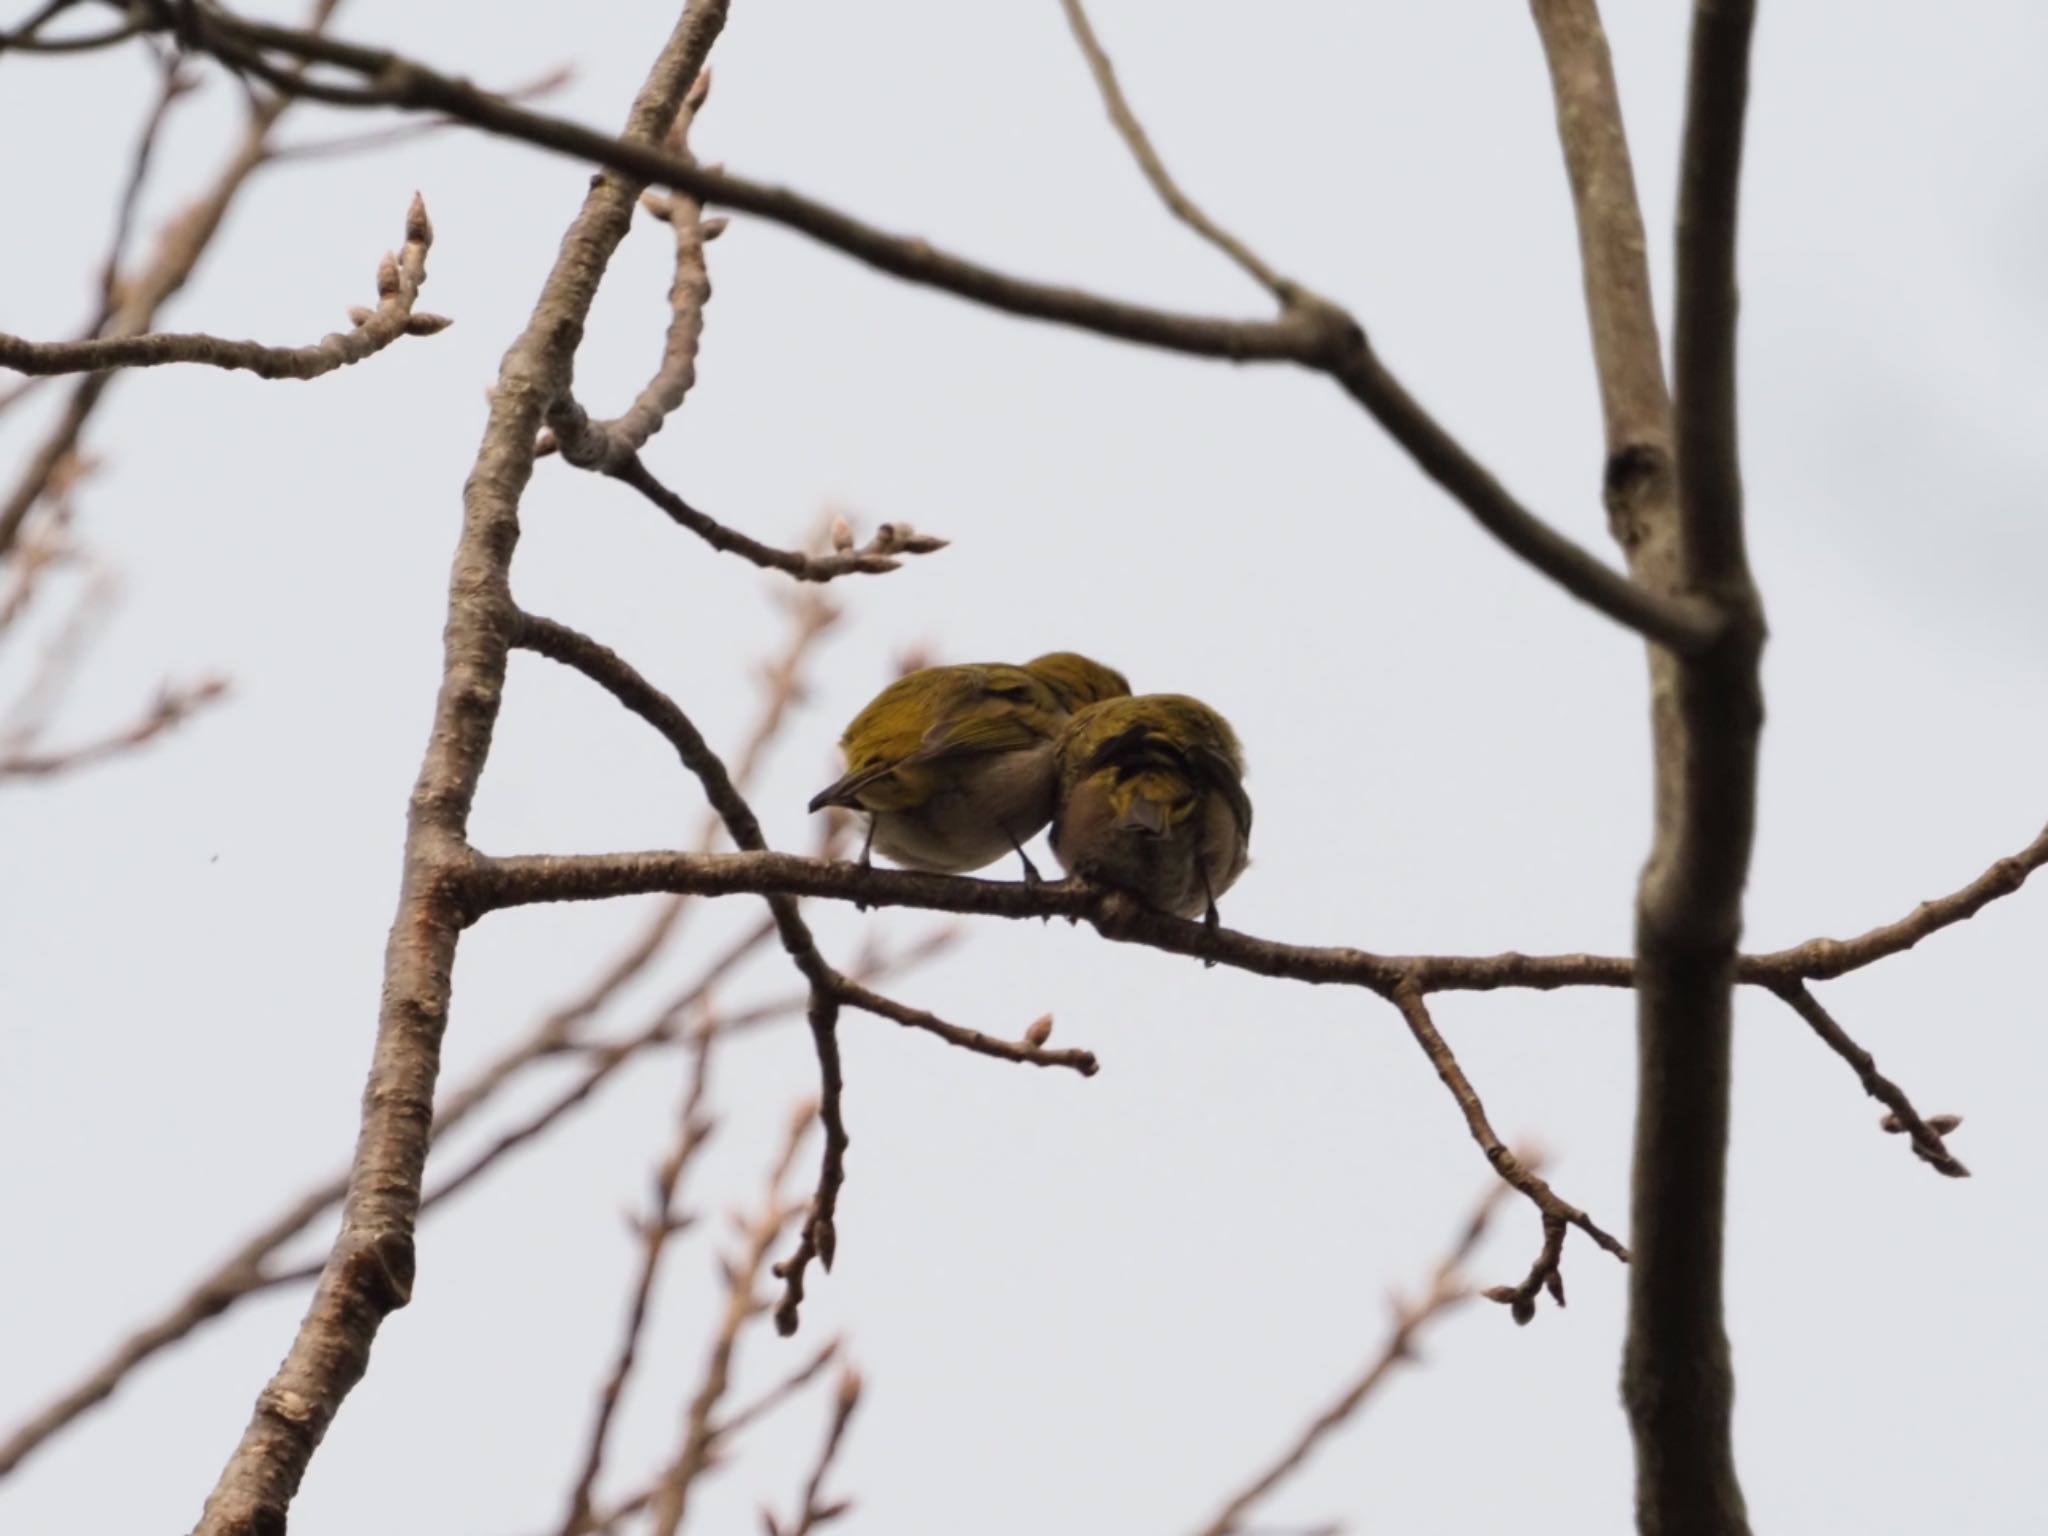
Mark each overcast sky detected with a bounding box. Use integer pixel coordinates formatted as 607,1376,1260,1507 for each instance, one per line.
5,2,2047,1532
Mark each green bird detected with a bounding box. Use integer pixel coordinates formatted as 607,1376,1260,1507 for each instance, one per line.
1050,693,1251,926
809,652,1131,879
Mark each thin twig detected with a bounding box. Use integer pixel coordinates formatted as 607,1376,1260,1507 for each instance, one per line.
1192,1184,1509,1536
255,918,777,1294
150,1,1722,650
763,1369,862,1536
97,51,201,332
263,63,575,161
555,1028,721,1536
0,558,118,747
510,607,853,1338
604,456,946,581
0,590,840,1479
1769,983,1968,1178
1740,819,2048,983
646,1099,815,1536
711,1336,842,1443
514,609,1092,1331
0,21,339,560
0,194,449,379
164,3,1323,354
1389,982,1624,1319
832,976,1097,1076
1056,0,1290,299
545,70,717,471
0,675,228,779
0,8,147,54
0,507,71,635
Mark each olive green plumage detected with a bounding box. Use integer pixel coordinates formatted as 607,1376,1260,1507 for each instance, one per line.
809,652,1131,876
1050,693,1251,924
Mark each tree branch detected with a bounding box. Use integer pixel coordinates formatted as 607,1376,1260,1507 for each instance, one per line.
0,8,335,560
469,816,2048,1003
1191,1183,1508,1536
1323,339,1718,651
1769,983,1968,1178
1527,0,1677,557
647,1099,813,1536
1738,818,2048,983
601,455,946,581
148,0,1724,651
0,195,447,379
1622,0,1765,1527
0,3,147,54
511,607,850,1336
555,1030,720,1536
511,609,1095,1331
543,70,716,472
0,586,840,1480
1390,982,1625,1315
1055,0,1290,300
763,1369,862,1536
0,674,226,780
188,6,734,1531
832,976,1098,1076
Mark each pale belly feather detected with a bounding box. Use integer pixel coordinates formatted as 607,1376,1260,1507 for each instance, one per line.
870,743,1058,874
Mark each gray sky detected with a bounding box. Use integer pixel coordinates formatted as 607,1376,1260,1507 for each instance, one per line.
5,2,2046,1531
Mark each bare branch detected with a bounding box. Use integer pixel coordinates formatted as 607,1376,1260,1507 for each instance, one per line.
158,4,1729,654
472,818,2048,1002
0,675,227,780
188,6,735,1530
0,1178,334,1482
98,51,202,332
1527,0,1677,557
0,913,929,1483
711,1336,842,1443
545,71,717,471
0,589,839,1479
0,5,147,54
763,1369,862,1536
177,2,1326,357
1321,340,1719,651
509,613,853,1337
600,456,945,582
1672,0,1758,591
0,43,320,559
404,925,772,1225
263,63,575,162
1389,982,1625,1316
832,977,1099,1076
514,608,1103,1331
1192,1184,1508,1536
555,1030,721,1536
1769,983,1968,1178
1618,0,1765,1526
0,194,449,379
1056,0,1290,300
0,506,72,636
1739,819,2048,984
647,1100,814,1536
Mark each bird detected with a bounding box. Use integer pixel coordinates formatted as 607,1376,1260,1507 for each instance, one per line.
808,652,1130,880
1050,693,1250,927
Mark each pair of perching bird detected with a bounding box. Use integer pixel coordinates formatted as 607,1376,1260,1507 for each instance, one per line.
808,653,1250,925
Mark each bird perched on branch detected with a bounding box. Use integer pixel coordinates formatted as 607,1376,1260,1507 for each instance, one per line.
809,652,1130,879
1050,693,1251,926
